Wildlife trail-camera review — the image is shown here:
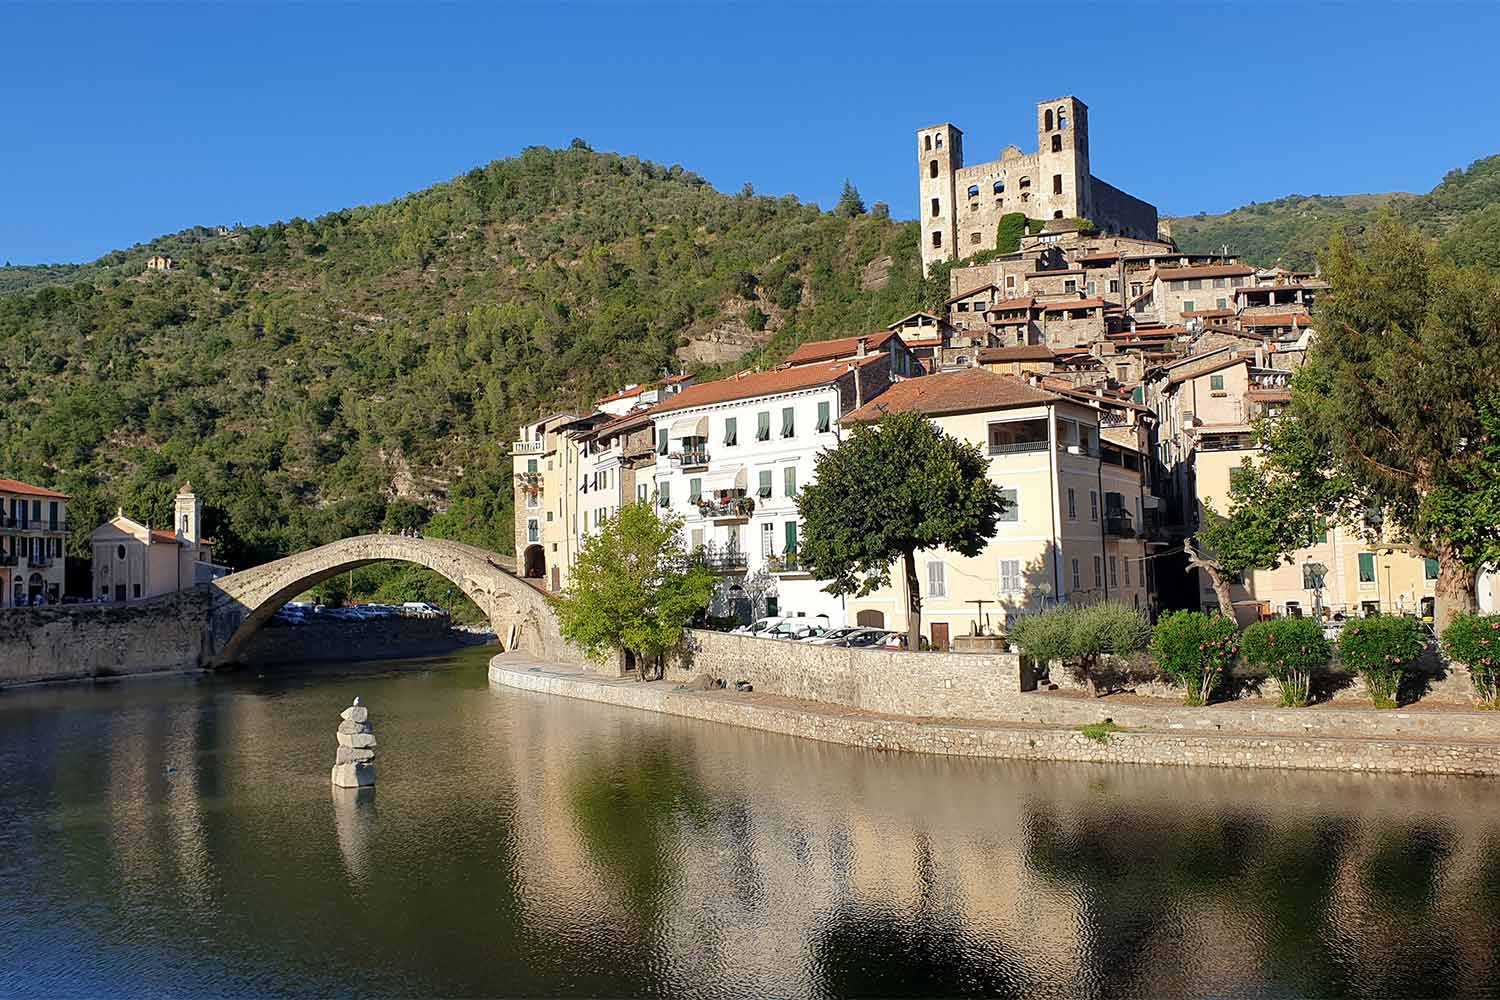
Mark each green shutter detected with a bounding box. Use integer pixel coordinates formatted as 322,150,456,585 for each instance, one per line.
724,417,737,446
659,482,670,508
784,521,797,553
784,466,797,497
1210,374,1224,390
758,469,772,498
689,478,701,503
817,401,830,432
1425,558,1440,581
757,411,770,440
1358,552,1375,582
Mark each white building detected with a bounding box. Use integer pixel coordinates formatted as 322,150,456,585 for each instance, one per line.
90,484,229,601
646,352,899,627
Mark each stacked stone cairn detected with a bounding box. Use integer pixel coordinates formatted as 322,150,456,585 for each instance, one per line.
332,698,377,788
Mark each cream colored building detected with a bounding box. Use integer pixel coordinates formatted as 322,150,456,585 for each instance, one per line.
90,484,228,601
512,411,592,592
1,477,70,607
841,369,1149,647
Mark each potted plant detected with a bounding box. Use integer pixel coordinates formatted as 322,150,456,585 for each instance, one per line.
1338,615,1425,708
1241,617,1330,707
1440,613,1500,708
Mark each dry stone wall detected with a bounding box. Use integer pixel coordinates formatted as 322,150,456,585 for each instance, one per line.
0,590,214,686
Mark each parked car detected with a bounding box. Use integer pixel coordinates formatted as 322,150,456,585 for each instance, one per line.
732,616,784,637
401,601,446,617
806,626,864,646
836,628,892,648
765,620,821,641
881,632,932,651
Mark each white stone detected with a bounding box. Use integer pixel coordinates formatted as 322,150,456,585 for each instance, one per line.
331,762,376,788
338,731,378,749
341,705,370,723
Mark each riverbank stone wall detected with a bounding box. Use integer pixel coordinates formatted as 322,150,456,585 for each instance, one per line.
668,629,1034,719
0,590,215,686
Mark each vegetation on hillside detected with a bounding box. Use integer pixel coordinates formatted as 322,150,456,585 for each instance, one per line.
1172,155,1500,270
0,144,926,597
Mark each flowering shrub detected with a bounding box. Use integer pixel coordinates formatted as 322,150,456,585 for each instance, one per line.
1149,611,1239,706
1241,617,1331,707
1440,613,1500,708
1337,615,1426,708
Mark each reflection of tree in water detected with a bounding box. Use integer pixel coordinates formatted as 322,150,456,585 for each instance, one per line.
568,739,714,928
809,900,1026,998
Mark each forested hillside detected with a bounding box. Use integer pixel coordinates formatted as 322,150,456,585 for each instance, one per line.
1172,155,1500,270
0,144,926,583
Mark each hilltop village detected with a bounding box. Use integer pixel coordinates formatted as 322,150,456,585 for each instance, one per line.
514,96,1481,643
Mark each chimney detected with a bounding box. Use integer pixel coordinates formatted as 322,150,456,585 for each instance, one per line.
856,336,868,359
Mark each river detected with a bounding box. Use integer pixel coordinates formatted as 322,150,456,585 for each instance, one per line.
2,646,1498,998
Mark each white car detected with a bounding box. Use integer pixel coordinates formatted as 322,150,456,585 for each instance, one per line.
402,601,445,617
806,626,864,646
732,616,784,637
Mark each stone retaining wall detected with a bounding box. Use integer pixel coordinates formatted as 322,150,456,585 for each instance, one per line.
493,660,1500,777
0,590,214,686
237,617,471,666
671,628,1033,719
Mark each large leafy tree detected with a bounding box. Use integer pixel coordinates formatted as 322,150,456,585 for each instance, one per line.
1282,216,1500,626
550,500,715,677
797,411,1007,650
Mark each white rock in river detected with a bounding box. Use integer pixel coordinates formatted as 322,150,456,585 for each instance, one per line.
337,731,378,749
340,705,369,724
331,762,376,788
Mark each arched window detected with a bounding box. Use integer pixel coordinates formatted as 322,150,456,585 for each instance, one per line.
116,544,126,560
1057,108,1068,129
935,135,943,149
1051,134,1062,153
1044,109,1054,131
924,134,932,151
1019,176,1031,189
993,180,1004,194
966,184,979,199
929,160,939,179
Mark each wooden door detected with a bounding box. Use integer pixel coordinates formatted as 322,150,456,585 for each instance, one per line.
930,622,949,651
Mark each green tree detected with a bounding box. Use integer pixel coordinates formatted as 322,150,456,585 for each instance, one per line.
549,501,715,677
836,179,866,218
1189,452,1330,617
1284,216,1500,626
797,411,1007,650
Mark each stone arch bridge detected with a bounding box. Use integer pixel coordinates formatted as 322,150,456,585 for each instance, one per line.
208,535,580,666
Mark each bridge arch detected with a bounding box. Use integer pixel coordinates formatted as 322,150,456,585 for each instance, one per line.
207,535,577,667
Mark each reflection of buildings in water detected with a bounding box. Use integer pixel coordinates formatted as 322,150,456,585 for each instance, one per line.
502,695,1500,998
331,786,378,885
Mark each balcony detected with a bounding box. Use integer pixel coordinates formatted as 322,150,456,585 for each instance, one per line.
1104,512,1135,538
27,556,53,569
696,495,755,523
0,517,66,533
678,543,748,575
0,554,15,567
512,439,545,454
670,449,710,470
988,440,1049,456
767,550,812,578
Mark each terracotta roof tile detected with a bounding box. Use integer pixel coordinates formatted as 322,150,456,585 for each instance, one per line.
653,355,887,415
977,345,1057,363
1240,312,1313,327
1041,298,1106,312
944,283,998,305
840,368,1057,424
985,296,1036,312
784,330,899,366
1156,263,1255,282
0,478,69,500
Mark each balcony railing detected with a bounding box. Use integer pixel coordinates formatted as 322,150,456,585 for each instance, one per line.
676,543,748,575
988,439,1049,456
0,517,64,531
27,556,52,568
512,439,545,454
1104,512,1135,538
696,496,756,520
670,449,710,469
767,550,809,575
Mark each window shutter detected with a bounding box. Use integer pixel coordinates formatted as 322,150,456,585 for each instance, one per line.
757,411,770,441
817,401,830,433
758,470,772,498
781,407,795,438
783,466,797,497
928,561,947,598
724,417,737,446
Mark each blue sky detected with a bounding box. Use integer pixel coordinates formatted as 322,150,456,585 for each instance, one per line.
3,2,1498,265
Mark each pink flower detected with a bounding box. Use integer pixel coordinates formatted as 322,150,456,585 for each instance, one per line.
1491,622,1500,630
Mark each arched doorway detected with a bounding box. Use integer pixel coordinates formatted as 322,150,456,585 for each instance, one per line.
27,572,43,604
856,609,885,628
11,576,22,607
522,544,546,580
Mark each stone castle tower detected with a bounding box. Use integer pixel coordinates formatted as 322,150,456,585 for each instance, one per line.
917,96,1157,275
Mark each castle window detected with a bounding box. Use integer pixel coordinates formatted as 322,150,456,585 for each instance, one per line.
1051,134,1062,153
931,197,940,217
970,232,982,245
1044,109,1054,131
924,134,932,151
929,160,939,178
1058,110,1068,129
1064,279,1076,292
1019,177,1031,189
931,231,942,248
935,135,943,148
1054,210,1064,219
993,180,1004,194
967,184,979,199
1052,174,1063,195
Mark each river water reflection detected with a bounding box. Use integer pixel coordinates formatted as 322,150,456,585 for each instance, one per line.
3,647,1499,998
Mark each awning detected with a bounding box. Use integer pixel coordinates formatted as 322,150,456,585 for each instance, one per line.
702,465,746,492
670,415,708,438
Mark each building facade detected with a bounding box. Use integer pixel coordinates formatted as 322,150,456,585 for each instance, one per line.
1,478,69,607
918,96,1159,275
840,370,1150,646
90,484,228,601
